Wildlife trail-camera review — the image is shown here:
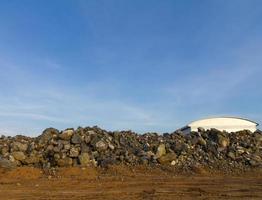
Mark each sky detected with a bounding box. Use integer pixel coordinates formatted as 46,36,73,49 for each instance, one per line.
0,0,261,136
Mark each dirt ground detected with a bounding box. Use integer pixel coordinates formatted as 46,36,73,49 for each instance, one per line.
0,166,261,200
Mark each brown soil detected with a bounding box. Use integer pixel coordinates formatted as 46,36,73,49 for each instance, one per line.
0,166,261,200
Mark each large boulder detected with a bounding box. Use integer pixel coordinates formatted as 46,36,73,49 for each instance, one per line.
95,140,108,151
12,142,28,152
69,147,80,157
24,155,40,165
157,153,177,164
71,134,82,144
156,144,166,158
209,129,229,148
38,128,59,144
59,129,74,140
12,151,26,161
78,153,90,166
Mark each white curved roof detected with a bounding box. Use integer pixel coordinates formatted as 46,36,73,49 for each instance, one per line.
189,116,259,127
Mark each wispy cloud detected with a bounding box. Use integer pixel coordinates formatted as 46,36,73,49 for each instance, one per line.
166,65,260,105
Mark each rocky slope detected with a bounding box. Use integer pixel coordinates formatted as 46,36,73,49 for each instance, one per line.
0,127,261,171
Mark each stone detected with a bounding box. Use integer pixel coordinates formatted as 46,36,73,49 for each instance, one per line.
78,153,90,166
0,125,260,170
12,142,28,152
24,156,40,164
54,153,60,160
57,157,73,167
227,152,236,160
217,136,229,148
156,144,166,158
197,127,205,132
249,160,258,167
1,146,9,155
71,134,82,144
171,160,178,166
64,143,71,150
69,147,80,157
195,136,206,146
157,153,177,164
108,143,115,150
38,128,59,143
80,143,89,153
84,135,91,144
59,129,74,140
53,146,62,153
12,152,26,161
95,140,108,151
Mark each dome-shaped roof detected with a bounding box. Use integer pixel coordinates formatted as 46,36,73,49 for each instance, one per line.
188,116,259,127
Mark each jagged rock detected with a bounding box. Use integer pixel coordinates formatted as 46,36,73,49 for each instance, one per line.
84,135,91,144
64,143,71,150
198,137,207,146
157,153,177,164
12,142,28,152
78,153,90,166
69,147,80,157
156,144,166,158
71,134,82,144
38,128,59,143
80,143,89,153
59,129,74,140
197,127,205,132
95,140,108,151
12,152,26,161
0,126,260,170
1,146,9,155
24,156,40,164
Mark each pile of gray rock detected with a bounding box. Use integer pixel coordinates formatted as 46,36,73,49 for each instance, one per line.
0,126,261,170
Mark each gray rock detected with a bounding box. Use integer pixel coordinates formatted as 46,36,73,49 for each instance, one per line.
80,142,89,153
71,134,82,144
38,128,59,143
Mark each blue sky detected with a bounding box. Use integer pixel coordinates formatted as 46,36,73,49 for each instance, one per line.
0,0,261,135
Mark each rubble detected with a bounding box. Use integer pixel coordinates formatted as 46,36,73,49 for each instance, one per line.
0,126,261,172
